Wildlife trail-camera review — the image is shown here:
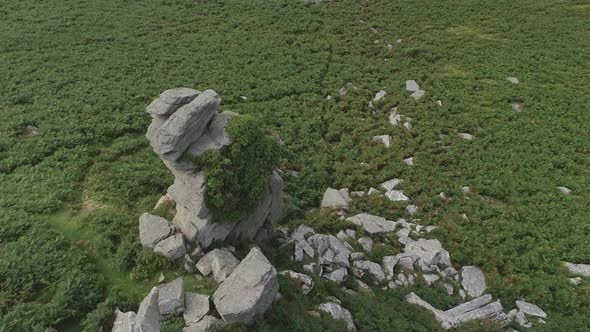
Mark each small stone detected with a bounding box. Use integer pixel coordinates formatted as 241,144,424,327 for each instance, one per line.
557,186,572,195
506,77,519,84
317,302,357,332
511,102,524,111
112,309,136,332
357,236,374,252
353,260,386,282
372,135,391,148
516,300,547,319
367,187,380,195
321,188,350,209
410,90,425,101
405,80,420,92
443,283,454,295
323,267,348,284
158,273,165,283
24,125,39,136
389,111,402,126
403,157,414,166
436,100,443,107
385,190,409,202
423,274,440,286
403,120,412,130
372,90,387,103
569,277,582,286
406,205,418,215
381,178,403,191
280,270,315,295
350,252,365,261
350,191,365,197
458,133,474,141
563,261,590,277
462,186,471,194
345,229,357,239
346,213,396,234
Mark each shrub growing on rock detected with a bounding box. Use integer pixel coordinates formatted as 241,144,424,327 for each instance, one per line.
196,115,280,222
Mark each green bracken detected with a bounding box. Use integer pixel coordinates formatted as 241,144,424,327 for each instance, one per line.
196,115,280,222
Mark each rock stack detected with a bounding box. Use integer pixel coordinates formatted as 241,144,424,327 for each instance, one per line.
142,88,284,255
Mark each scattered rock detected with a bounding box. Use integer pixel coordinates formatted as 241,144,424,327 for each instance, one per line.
389,111,402,126
506,77,519,84
372,135,391,148
154,233,186,260
423,273,440,285
380,178,403,191
406,205,418,215
321,188,350,209
557,186,572,195
403,157,414,166
405,80,420,92
213,247,279,324
563,261,590,277
183,315,225,332
353,260,385,282
511,102,524,111
404,239,451,267
307,234,351,267
291,224,315,241
367,187,380,195
139,213,173,249
350,252,364,261
346,213,396,234
24,125,39,136
357,236,374,252
461,266,486,298
158,278,185,315
112,309,136,332
385,190,409,201
196,249,240,283
569,277,582,286
516,300,547,319
317,302,357,332
183,292,210,325
135,287,160,332
458,133,474,141
280,270,315,295
323,267,348,283
372,90,387,103
410,90,425,101
403,119,413,130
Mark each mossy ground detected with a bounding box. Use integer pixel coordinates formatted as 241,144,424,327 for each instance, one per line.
1,0,589,330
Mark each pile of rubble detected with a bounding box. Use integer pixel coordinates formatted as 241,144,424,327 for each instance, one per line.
112,247,279,332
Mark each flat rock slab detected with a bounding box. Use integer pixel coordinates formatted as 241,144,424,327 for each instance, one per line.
321,187,350,209
461,266,486,298
139,213,172,248
213,247,279,324
147,88,200,116
563,261,590,277
405,80,420,92
158,277,185,315
112,309,136,332
184,292,210,325
196,249,240,283
346,213,396,234
380,178,403,191
135,287,160,332
516,300,547,318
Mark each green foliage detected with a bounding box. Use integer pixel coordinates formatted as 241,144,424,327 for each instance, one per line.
196,115,280,222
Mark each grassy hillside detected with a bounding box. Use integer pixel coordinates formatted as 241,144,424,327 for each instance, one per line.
1,0,589,330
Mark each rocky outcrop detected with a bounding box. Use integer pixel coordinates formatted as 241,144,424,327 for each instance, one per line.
183,293,210,326
143,87,284,251
213,247,279,324
158,278,185,315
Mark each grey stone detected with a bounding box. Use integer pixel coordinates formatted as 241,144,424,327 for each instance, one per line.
135,287,160,332
458,133,474,141
563,261,590,277
461,266,486,297
558,186,572,195
446,294,492,317
380,178,403,191
404,239,451,267
443,283,454,295
147,88,200,116
382,256,398,279
367,187,380,195
280,270,314,295
323,267,348,284
111,309,135,332
403,119,413,130
406,80,420,92
515,310,532,328
139,213,172,249
406,205,418,215
345,229,357,239
385,190,409,201
506,77,519,84
389,111,402,126
154,233,186,260
357,236,373,252
350,252,364,261
403,157,414,166
453,301,510,326
346,213,396,234
183,315,225,332
511,102,524,111
154,193,175,211
196,249,240,283
372,90,387,103
308,234,351,267
291,224,315,241
353,260,385,282
213,247,278,324
294,239,315,262
423,273,440,285
183,292,210,325
397,253,418,271
321,187,350,209
516,300,547,318
158,278,185,315
372,135,391,148
410,90,425,101
569,277,582,286
24,125,39,136
317,302,357,332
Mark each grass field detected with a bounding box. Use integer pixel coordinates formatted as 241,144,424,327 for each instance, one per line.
1,0,589,330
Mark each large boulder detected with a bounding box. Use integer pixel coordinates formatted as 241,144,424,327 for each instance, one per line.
213,247,279,324
321,188,350,209
135,287,160,332
158,277,185,315
149,90,220,161
183,315,225,332
139,213,173,248
154,233,186,260
196,249,240,283
184,292,210,325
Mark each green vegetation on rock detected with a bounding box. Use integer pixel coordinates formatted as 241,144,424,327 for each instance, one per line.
196,115,280,222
